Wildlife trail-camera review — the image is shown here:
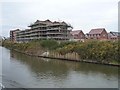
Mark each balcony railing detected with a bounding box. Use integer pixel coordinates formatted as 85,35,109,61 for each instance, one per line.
47,27,60,30
46,32,65,35
47,36,69,39
31,25,47,29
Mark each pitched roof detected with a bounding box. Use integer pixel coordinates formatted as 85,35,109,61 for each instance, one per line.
70,30,82,35
34,19,52,25
33,19,68,26
108,33,118,38
89,28,105,34
110,32,120,36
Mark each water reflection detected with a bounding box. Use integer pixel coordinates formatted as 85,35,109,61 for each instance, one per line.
2,48,118,88
10,50,118,80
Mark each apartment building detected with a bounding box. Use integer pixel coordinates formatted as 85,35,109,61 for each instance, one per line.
16,19,73,42
86,28,108,40
10,29,20,42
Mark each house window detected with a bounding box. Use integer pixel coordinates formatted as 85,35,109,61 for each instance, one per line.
103,34,106,37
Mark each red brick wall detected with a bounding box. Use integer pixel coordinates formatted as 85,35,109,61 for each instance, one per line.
100,30,108,40
73,31,85,39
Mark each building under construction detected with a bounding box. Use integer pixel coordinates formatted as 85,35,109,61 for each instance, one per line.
16,19,73,42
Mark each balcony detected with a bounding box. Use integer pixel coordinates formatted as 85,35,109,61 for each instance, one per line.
46,32,65,35
47,36,69,39
31,25,47,29
28,29,47,33
47,27,60,30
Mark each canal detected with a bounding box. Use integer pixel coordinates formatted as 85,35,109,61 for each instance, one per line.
1,46,119,88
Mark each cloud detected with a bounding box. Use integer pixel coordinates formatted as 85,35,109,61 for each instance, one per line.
1,0,119,37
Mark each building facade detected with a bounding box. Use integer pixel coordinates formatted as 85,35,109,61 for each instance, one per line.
108,32,120,41
16,20,73,42
86,28,108,40
0,36,2,45
70,30,85,42
10,29,20,42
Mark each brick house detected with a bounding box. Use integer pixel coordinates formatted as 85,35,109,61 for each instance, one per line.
108,32,120,41
86,28,108,40
70,30,85,42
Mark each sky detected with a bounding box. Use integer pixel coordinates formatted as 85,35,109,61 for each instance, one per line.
0,0,119,37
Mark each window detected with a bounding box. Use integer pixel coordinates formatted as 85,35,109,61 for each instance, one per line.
103,34,106,37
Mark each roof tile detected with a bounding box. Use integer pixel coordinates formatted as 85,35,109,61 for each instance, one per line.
89,28,105,34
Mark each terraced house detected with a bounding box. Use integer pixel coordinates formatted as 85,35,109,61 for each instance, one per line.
70,30,85,42
86,28,108,40
108,32,120,41
15,19,73,42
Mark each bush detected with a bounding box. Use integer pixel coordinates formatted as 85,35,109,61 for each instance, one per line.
56,41,119,63
3,39,119,64
39,40,59,50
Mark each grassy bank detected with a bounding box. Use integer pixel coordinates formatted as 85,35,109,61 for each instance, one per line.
2,40,120,65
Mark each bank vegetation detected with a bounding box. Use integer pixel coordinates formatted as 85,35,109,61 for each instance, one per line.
2,39,120,65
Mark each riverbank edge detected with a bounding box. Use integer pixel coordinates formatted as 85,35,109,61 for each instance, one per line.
10,48,120,67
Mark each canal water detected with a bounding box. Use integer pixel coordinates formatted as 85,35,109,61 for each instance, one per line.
1,46,118,88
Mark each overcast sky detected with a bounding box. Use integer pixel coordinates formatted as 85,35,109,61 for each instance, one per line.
0,0,119,37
